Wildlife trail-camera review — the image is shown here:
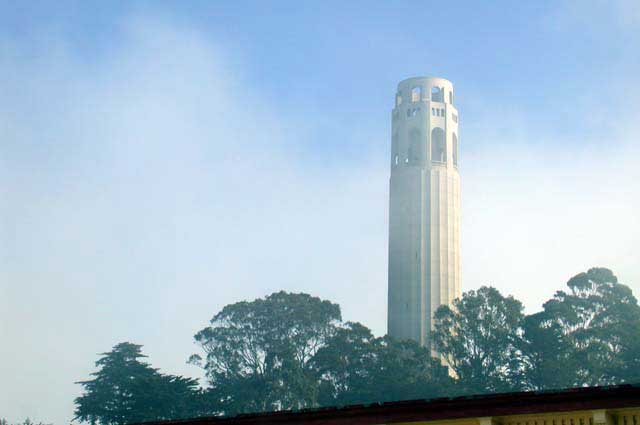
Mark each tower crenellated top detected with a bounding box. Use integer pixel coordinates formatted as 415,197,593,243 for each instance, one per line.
391,76,459,170
395,76,455,106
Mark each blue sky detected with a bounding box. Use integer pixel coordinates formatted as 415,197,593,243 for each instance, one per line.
4,0,639,148
1,1,639,424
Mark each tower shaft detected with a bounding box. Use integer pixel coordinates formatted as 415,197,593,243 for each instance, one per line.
387,77,461,346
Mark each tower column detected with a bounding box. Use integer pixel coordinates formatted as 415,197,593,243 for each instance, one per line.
387,76,461,347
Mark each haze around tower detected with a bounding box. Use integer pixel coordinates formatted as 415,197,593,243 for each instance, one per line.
2,2,640,424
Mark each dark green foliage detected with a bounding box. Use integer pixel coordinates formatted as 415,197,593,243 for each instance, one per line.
313,323,452,406
432,269,640,393
617,320,640,382
432,286,526,394
192,291,341,414
75,268,640,423
521,310,578,390
312,322,377,406
192,292,451,414
363,336,452,402
536,268,640,386
74,342,212,425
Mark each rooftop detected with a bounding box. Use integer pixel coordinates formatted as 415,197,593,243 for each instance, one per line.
135,384,640,425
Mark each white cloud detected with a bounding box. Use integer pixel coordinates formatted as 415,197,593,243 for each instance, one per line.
0,18,389,424
546,0,640,39
461,90,640,311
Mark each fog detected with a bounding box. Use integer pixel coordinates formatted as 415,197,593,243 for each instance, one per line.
1,10,639,425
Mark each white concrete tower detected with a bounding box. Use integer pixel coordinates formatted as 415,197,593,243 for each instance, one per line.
387,76,461,346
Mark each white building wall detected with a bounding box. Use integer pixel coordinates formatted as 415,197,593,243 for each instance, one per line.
388,76,461,346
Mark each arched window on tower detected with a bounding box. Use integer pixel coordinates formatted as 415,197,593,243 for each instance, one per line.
453,132,458,166
431,127,446,163
431,86,444,102
449,90,454,104
408,128,423,165
411,87,421,102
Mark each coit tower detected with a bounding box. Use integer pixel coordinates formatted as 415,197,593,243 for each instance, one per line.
387,76,461,346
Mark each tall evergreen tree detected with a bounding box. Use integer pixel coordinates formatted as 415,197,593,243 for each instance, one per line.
75,342,210,425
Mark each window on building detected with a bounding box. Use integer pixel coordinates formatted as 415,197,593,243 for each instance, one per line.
396,94,402,106
407,108,419,117
449,90,453,104
411,87,421,102
431,86,444,102
431,127,446,163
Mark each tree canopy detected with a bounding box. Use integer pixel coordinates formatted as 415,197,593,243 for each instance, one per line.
75,268,640,423
537,268,640,386
433,286,526,394
75,342,212,425
312,322,452,406
432,268,640,393
191,291,341,413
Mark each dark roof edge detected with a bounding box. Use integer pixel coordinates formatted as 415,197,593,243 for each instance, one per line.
134,384,640,425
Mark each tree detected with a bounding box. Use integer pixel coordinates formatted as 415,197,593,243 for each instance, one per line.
75,342,210,425
521,310,578,390
540,267,640,386
616,320,640,382
74,272,640,422
432,286,526,394
311,322,378,406
366,336,453,402
191,291,341,414
312,322,453,406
